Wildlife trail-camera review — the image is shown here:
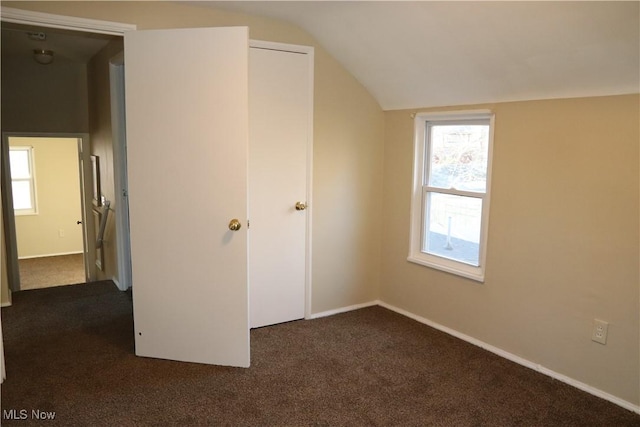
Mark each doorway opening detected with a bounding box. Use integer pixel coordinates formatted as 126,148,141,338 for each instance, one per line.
0,9,135,300
2,134,90,291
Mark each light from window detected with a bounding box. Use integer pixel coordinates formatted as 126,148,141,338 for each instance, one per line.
9,146,37,214
409,111,494,282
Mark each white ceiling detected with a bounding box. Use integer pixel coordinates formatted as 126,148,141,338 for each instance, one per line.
205,1,639,110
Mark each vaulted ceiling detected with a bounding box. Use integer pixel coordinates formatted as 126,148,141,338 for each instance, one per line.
207,1,639,110
2,2,637,111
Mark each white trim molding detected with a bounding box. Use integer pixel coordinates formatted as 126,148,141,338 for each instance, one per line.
308,300,378,320
18,251,83,260
377,301,640,415
0,7,136,35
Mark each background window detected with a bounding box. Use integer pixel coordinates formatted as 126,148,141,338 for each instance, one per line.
10,146,37,215
409,111,494,281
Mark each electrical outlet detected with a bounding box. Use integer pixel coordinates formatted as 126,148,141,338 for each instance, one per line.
591,319,608,345
58,229,65,238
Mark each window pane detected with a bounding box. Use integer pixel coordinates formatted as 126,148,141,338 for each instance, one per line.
12,180,33,210
9,149,31,179
423,192,482,266
427,124,489,192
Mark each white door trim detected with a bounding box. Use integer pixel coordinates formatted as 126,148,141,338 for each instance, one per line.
249,39,315,320
109,53,132,291
0,7,136,35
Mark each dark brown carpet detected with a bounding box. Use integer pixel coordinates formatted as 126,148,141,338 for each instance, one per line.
18,254,85,290
1,281,639,426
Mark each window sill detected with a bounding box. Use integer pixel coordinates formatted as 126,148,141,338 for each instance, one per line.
14,210,38,216
407,254,485,283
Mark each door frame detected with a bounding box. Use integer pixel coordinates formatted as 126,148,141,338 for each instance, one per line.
0,7,136,291
1,132,92,290
109,52,132,291
248,40,315,321
0,7,135,36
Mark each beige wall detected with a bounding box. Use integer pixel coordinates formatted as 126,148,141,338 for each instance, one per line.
381,94,640,405
5,1,385,311
1,56,89,133
10,137,84,258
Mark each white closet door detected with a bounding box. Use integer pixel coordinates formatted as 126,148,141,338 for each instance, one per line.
249,46,310,329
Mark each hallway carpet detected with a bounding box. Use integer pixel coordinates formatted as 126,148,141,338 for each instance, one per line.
2,281,639,426
17,253,85,290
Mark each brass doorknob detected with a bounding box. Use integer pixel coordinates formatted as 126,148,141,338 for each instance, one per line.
228,219,241,231
295,202,307,211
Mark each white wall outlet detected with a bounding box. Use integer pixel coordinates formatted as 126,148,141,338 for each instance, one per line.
591,319,608,345
58,229,65,238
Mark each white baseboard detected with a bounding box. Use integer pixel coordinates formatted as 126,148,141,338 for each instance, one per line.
0,302,12,308
308,300,378,320
18,251,83,260
377,301,640,415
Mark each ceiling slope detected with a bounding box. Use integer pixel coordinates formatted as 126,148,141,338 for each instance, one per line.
207,1,639,110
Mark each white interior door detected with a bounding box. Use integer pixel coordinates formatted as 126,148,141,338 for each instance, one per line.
249,46,311,329
125,27,250,367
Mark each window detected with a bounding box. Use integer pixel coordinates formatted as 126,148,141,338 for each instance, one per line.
409,111,494,282
9,146,37,215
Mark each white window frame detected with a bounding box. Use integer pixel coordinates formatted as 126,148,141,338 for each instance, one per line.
9,146,38,215
408,110,495,282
